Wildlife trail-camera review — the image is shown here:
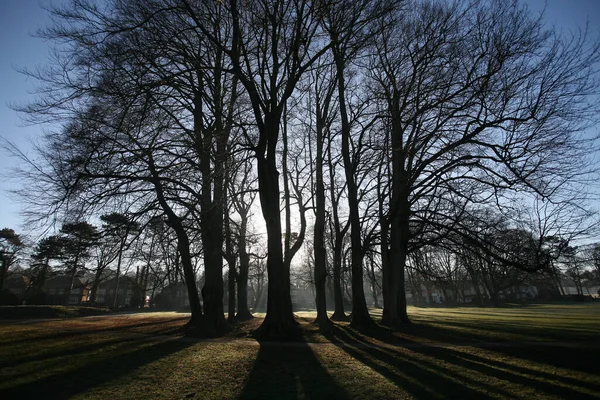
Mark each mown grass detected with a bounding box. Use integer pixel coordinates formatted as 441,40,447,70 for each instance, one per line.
0,305,111,319
1,304,599,399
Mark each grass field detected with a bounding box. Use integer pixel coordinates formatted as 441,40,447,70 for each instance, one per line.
1,304,599,399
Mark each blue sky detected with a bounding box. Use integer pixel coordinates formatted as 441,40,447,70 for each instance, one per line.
1,0,600,237
0,0,66,234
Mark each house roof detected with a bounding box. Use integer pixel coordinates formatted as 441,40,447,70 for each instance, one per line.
45,275,88,290
98,275,137,289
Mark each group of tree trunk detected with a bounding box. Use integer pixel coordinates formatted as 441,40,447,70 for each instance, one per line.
7,0,600,338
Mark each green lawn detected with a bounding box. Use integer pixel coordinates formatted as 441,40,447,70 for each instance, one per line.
1,304,599,399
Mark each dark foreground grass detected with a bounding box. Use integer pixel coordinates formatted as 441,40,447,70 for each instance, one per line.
1,304,599,399
0,305,111,319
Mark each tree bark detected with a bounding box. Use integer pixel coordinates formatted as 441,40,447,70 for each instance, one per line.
255,115,296,338
149,154,203,329
313,80,332,331
333,44,374,329
236,216,253,321
328,143,349,321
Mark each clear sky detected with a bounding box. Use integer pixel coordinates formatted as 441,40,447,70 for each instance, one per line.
1,0,600,237
0,0,67,235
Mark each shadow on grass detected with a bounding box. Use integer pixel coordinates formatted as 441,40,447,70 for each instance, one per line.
0,335,145,370
0,317,188,346
0,336,194,399
329,324,600,399
402,318,600,373
328,325,507,399
375,315,600,344
240,338,351,400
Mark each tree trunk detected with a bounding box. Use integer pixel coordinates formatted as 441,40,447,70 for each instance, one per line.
33,258,50,303
255,115,296,338
175,224,204,327
140,249,152,307
195,64,227,335
313,88,331,332
236,220,253,321
149,154,203,329
334,45,373,329
328,132,348,322
227,259,237,323
368,258,380,308
382,102,411,327
89,267,103,305
112,240,124,308
383,210,410,325
65,252,80,306
224,186,239,322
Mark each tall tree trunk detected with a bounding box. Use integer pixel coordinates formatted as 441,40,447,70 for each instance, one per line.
333,45,373,329
225,210,238,323
236,216,253,321
149,154,203,328
33,258,50,303
140,237,153,307
65,252,80,306
175,224,204,327
328,145,348,321
382,104,411,326
367,257,381,308
89,267,103,305
112,240,125,308
382,198,411,326
256,115,296,338
195,60,227,335
228,259,237,322
313,82,331,331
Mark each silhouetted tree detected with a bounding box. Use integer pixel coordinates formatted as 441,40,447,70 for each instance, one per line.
29,235,65,302
368,0,600,326
60,221,100,305
100,213,140,308
0,228,25,295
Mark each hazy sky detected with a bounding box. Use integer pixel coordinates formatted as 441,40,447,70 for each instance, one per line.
1,0,600,238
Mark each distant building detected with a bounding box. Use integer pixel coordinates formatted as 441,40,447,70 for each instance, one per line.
45,275,90,305
558,278,600,298
94,276,138,308
1,273,30,305
406,282,539,305
153,282,190,309
291,284,314,311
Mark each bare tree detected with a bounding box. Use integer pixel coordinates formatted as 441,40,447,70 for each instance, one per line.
368,0,600,326
183,0,333,337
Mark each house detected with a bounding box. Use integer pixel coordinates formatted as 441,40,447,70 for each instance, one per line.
291,284,315,311
94,276,139,308
1,273,30,305
45,275,90,305
558,278,600,299
406,281,539,305
153,281,190,309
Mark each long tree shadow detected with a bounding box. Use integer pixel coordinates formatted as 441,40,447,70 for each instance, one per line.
240,339,351,400
443,345,600,393
0,317,188,346
330,324,600,399
0,336,195,399
0,335,144,370
366,319,600,375
327,325,508,399
421,318,600,342
483,342,600,375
